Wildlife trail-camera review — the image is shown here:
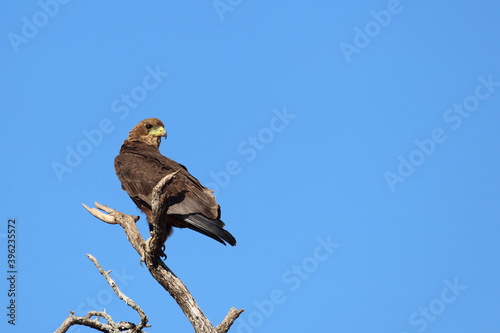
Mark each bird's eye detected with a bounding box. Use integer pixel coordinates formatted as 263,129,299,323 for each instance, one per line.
145,124,153,130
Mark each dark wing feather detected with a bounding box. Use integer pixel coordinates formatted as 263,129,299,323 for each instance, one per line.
183,214,236,246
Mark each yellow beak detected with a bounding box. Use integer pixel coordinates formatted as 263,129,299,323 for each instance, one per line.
149,126,167,138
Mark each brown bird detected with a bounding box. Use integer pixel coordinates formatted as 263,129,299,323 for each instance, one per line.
114,118,236,247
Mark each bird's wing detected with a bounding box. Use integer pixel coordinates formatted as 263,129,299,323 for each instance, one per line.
114,142,220,219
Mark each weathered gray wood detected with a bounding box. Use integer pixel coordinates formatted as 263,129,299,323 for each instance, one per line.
56,173,242,333
55,256,149,333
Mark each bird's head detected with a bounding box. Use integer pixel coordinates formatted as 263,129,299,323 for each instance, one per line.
127,118,167,148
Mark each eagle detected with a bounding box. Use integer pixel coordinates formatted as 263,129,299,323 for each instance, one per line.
114,118,236,247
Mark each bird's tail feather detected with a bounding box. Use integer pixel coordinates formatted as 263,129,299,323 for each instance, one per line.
183,214,236,246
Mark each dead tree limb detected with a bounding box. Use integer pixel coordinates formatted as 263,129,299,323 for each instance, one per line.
55,255,149,333
78,174,243,333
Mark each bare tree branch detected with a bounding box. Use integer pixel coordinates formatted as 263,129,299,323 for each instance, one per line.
54,256,149,333
87,254,149,331
216,308,245,333
55,311,111,333
83,202,145,258
73,173,243,332
55,310,142,333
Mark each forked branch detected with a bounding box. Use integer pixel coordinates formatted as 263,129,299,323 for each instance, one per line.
70,174,243,333
55,255,149,333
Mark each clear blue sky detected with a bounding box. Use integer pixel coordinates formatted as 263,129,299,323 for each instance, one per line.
1,1,500,332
